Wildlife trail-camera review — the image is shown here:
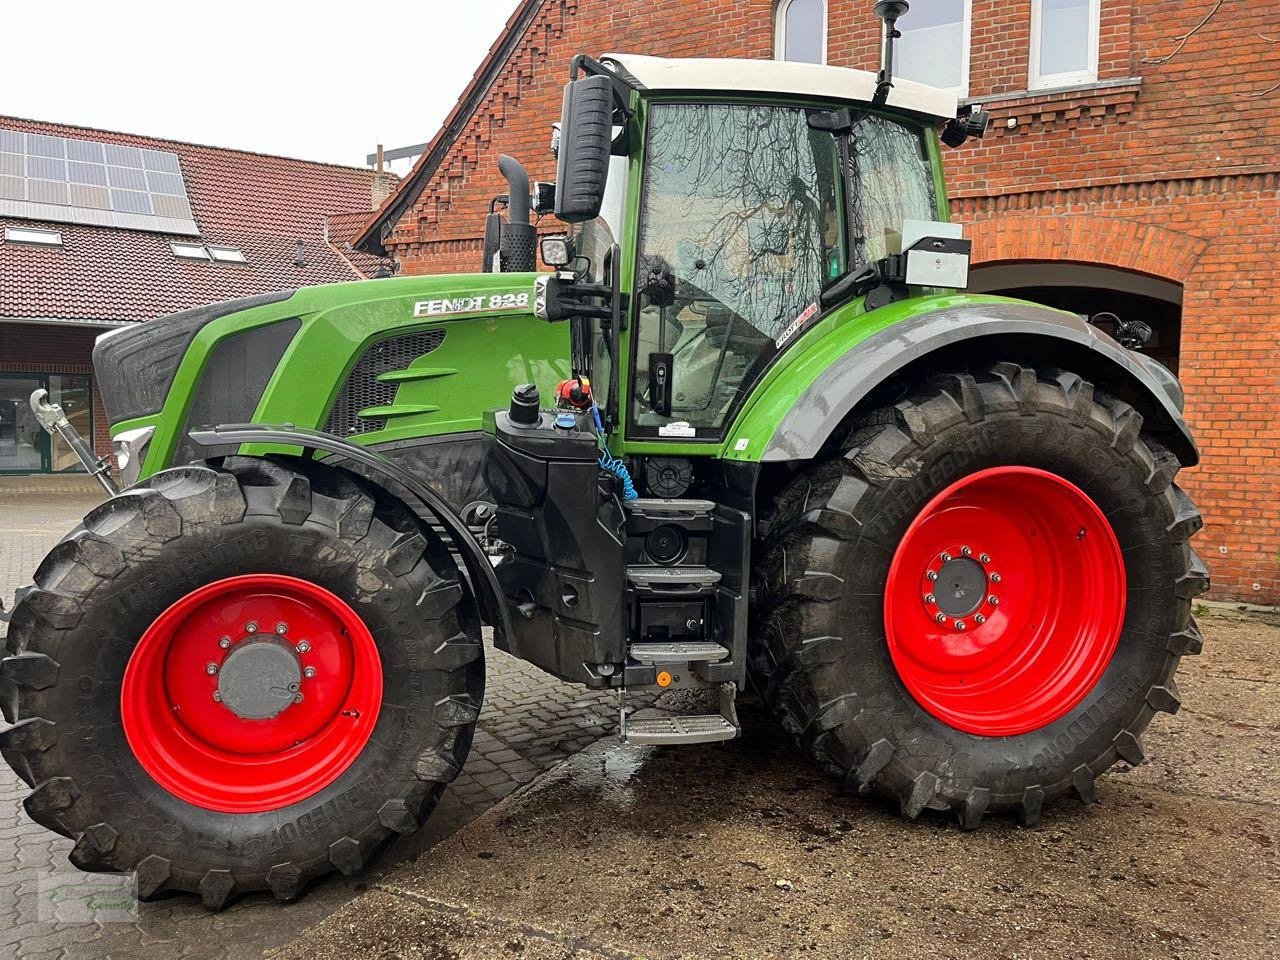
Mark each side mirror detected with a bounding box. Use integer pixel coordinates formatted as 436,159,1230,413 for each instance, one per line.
554,75,615,224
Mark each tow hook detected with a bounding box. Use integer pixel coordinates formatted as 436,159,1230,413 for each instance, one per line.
29,389,119,496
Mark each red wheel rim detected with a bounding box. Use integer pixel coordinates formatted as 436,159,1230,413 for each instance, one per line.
121,574,382,813
884,467,1125,737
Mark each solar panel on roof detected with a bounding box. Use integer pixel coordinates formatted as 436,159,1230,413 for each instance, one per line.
0,126,199,236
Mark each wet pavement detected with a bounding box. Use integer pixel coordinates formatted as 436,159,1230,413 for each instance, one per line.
279,612,1280,960
0,479,635,960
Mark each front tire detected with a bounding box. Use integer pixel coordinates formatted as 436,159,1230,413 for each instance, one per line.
0,458,484,907
751,363,1209,827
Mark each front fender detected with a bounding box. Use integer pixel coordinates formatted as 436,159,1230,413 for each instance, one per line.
745,298,1198,467
188,424,514,641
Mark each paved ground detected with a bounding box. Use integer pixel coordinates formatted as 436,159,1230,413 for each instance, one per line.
282,611,1280,960
0,478,636,959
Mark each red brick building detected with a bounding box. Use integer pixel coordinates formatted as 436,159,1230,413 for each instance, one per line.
0,117,394,475
355,0,1280,605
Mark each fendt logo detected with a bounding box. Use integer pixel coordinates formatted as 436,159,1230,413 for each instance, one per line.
413,291,531,318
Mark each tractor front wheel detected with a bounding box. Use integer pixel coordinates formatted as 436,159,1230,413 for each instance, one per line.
751,363,1208,827
0,458,483,908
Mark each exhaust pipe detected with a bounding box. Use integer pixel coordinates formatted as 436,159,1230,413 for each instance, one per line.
498,155,536,273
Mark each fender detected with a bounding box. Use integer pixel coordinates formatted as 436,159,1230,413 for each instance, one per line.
188,423,514,641
755,299,1198,467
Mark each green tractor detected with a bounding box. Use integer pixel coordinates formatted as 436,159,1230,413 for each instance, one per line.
2,3,1207,910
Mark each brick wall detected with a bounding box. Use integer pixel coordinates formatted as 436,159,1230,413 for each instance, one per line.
381,0,1280,603
0,323,110,462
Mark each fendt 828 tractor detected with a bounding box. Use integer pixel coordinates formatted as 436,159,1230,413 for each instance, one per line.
2,2,1207,910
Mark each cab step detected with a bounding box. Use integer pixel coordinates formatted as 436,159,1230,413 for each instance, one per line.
627,565,721,595
623,498,716,520
625,714,737,745
629,641,729,664
621,682,740,746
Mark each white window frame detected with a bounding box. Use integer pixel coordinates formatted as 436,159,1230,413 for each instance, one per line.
1030,0,1102,90
896,0,972,98
170,241,209,260
208,246,247,263
774,0,827,65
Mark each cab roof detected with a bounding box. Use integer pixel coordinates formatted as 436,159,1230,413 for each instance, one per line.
604,54,958,122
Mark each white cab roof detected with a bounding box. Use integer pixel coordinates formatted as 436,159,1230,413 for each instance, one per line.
605,54,958,122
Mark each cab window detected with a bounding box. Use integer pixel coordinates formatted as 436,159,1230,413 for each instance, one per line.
631,102,844,438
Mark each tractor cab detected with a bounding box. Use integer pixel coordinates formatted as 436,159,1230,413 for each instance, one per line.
479,47,990,741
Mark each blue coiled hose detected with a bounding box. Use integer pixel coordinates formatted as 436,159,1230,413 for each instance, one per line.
591,403,638,501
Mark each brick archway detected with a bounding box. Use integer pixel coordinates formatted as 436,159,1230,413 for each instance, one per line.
965,215,1207,284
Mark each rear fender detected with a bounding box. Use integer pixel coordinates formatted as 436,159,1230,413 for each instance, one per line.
756,300,1198,467
188,424,514,640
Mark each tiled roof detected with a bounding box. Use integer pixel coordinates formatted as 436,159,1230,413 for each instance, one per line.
327,210,393,279
0,115,395,324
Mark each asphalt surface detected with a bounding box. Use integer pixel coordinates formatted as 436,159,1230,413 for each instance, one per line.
0,478,636,960
280,611,1280,960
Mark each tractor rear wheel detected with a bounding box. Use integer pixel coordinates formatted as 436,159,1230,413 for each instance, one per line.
750,363,1208,827
0,458,483,908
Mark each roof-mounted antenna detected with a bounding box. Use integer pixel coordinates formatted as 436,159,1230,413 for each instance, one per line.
872,1,910,108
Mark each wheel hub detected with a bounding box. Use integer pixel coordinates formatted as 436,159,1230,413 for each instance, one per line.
216,638,302,720
121,574,383,813
884,466,1126,737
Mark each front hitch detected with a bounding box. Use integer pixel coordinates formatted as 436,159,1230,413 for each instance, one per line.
29,389,119,496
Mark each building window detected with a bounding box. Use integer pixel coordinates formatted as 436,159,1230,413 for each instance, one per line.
4,225,63,246
171,241,209,259
207,245,247,263
775,0,826,64
1030,0,1101,89
896,0,972,96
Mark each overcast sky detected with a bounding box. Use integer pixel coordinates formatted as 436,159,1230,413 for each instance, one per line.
3,0,523,173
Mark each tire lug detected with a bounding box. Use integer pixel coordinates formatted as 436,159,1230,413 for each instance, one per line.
205,662,218,676
275,622,289,635
303,666,317,679
988,596,999,606
212,691,222,702
961,546,972,557
940,552,952,563
245,621,258,634
935,613,948,624
955,620,967,631
979,553,991,564
218,636,231,649
975,613,987,624
990,573,1002,583
927,571,938,581
924,594,936,604
296,641,311,654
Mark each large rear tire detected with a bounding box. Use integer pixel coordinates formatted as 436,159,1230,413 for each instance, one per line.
750,363,1208,827
0,457,484,908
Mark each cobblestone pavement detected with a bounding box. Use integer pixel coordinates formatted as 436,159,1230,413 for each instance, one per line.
0,478,630,960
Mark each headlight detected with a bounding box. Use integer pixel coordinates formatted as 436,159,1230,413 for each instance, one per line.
112,425,156,488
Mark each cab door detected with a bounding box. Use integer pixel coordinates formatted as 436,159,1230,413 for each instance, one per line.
627,100,846,444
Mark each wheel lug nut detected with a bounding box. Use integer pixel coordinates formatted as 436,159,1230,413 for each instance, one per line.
218,636,231,649
292,693,304,704
979,553,991,564
925,594,936,604
988,596,999,606
975,613,987,624
304,666,317,679
213,691,222,702
927,571,938,581
961,546,972,557
990,573,1002,583
955,620,967,631
935,613,947,624
296,641,311,654
287,682,300,693
275,622,289,635
205,662,218,675
245,621,258,634
940,552,952,563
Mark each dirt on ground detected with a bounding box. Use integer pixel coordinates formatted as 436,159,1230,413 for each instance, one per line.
277,611,1280,960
